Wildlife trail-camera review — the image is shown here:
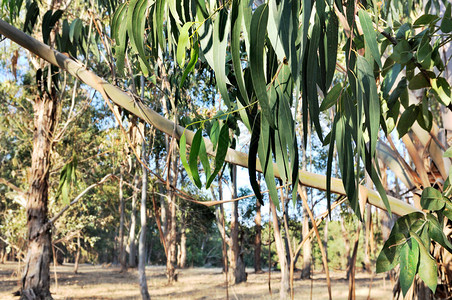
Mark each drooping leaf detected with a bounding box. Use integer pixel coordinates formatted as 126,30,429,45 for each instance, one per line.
189,130,203,188
230,0,249,105
180,41,199,87
397,104,419,138
206,122,230,187
23,1,39,35
42,9,64,45
248,112,263,205
177,22,194,67
127,0,151,75
320,83,342,111
427,214,452,253
250,4,274,128
358,9,382,68
410,230,438,293
212,9,231,109
179,131,194,182
399,239,419,297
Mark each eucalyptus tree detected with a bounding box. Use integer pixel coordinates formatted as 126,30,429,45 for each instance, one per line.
1,0,452,300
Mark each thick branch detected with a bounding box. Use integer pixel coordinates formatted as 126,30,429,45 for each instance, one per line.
0,19,420,216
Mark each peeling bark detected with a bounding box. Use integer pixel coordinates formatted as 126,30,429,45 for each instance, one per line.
21,84,58,300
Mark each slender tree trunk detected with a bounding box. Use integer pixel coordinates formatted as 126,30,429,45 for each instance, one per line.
73,234,81,274
341,218,351,276
301,206,311,279
129,170,139,268
178,212,187,268
348,226,361,300
21,83,58,300
138,122,150,300
119,168,127,272
270,200,290,300
254,197,262,273
166,139,178,283
323,217,329,271
363,204,372,273
229,165,247,284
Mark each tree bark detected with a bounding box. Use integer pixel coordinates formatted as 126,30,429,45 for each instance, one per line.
254,196,262,273
178,212,187,269
301,206,311,279
138,122,150,300
119,168,127,272
341,218,351,276
73,234,81,274
270,200,290,300
21,84,58,300
166,139,178,283
129,170,139,268
229,165,247,284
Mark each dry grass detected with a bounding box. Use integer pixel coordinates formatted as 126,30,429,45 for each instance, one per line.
0,262,393,299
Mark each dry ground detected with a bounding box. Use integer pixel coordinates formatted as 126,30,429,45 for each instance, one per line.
0,262,393,299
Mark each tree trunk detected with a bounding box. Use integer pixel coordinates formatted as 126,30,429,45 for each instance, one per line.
21,84,58,300
254,196,262,273
363,204,372,273
178,212,187,268
348,226,361,300
166,139,178,283
301,206,311,279
119,168,127,272
323,217,329,271
73,234,81,274
129,170,139,268
229,165,247,284
340,218,351,275
138,122,150,300
270,199,290,300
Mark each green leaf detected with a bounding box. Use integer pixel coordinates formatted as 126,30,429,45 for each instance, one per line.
397,104,419,138
179,131,194,182
210,120,220,150
444,146,452,158
111,3,128,76
248,112,263,205
376,232,405,273
427,214,452,253
431,77,451,106
23,1,39,35
320,83,342,111
399,239,419,297
198,137,211,181
408,73,431,90
250,4,274,128
155,0,166,51
206,123,229,188
417,96,433,132
325,10,338,90
358,9,382,68
180,41,199,87
421,187,446,210
391,39,412,64
42,10,64,45
177,22,194,67
306,15,323,142
413,14,440,26
441,3,452,33
212,9,231,109
189,130,203,188
231,0,249,105
127,0,151,76
410,230,438,293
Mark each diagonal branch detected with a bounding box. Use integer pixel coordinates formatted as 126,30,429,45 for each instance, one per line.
0,19,420,217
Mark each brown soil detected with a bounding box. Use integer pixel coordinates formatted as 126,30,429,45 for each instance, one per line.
0,262,393,299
